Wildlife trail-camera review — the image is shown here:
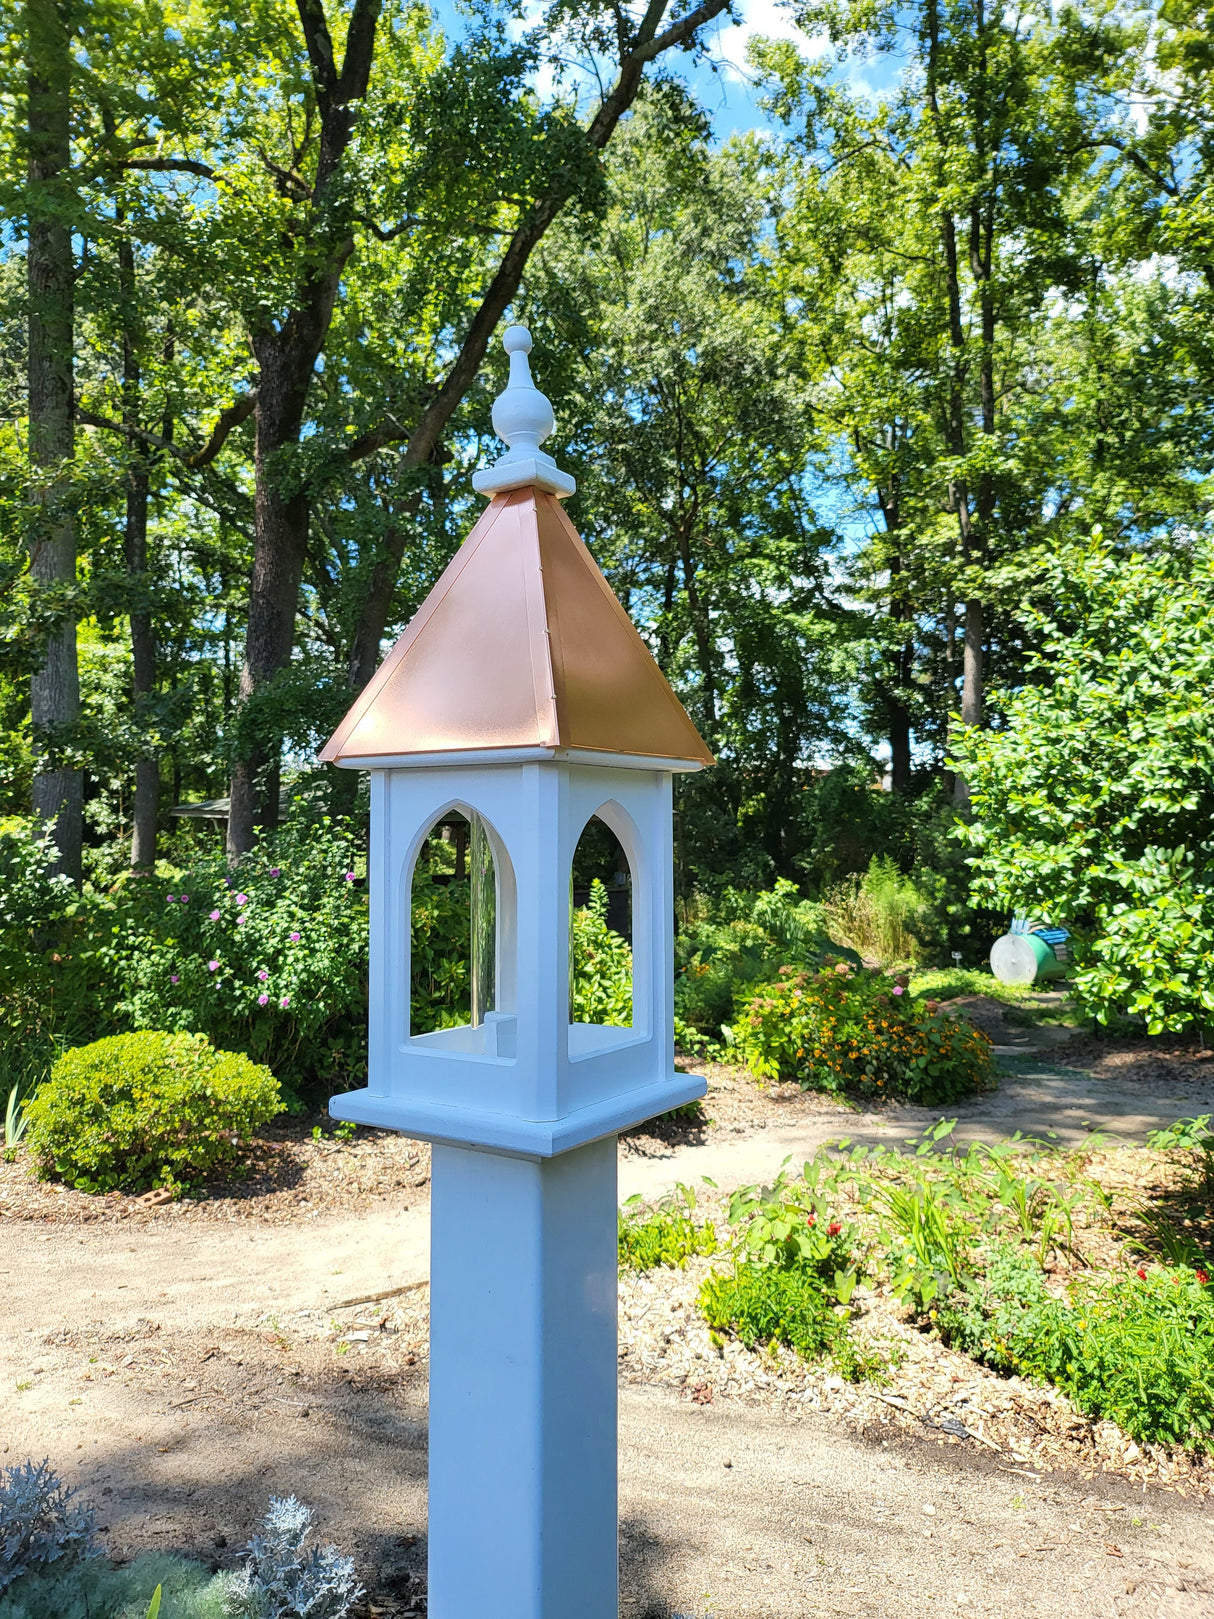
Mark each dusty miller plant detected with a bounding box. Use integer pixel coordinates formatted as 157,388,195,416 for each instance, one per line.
0,1461,97,1593
219,1498,362,1619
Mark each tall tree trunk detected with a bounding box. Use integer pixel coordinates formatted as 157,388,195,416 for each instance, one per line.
227,348,317,857
119,234,159,869
26,0,81,882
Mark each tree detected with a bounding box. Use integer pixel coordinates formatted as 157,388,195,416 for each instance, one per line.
25,0,81,880
526,105,850,885
952,536,1214,1034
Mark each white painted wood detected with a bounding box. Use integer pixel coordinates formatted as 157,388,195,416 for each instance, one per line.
428,1137,617,1619
331,757,706,1153
470,326,577,498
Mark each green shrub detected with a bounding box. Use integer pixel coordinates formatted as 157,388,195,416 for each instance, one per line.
674,879,857,1042
823,855,934,968
571,880,633,1026
24,1032,281,1194
618,1186,718,1271
938,1243,1214,1449
699,1262,842,1360
734,960,993,1105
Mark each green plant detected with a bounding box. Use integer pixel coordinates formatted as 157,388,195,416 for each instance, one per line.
673,880,857,1042
618,1185,718,1271
1146,1115,1214,1195
4,1084,27,1150
724,1165,859,1303
24,1032,281,1195
699,1261,843,1360
823,855,934,967
952,537,1214,1036
734,961,994,1105
571,880,633,1026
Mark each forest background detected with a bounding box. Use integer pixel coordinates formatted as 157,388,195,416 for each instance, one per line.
2,0,1213,1101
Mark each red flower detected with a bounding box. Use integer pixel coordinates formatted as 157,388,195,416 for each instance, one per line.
1136,1267,1147,1280
1197,1270,1210,1285
828,1222,842,1237
806,1213,816,1227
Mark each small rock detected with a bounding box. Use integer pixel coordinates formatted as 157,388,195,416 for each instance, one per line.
921,1504,936,1516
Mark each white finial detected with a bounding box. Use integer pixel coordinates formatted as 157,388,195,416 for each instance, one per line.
472,324,576,499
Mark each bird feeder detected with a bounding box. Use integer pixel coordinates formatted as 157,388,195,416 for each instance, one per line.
319,326,712,1619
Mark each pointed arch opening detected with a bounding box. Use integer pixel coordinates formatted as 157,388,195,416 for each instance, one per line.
569,810,634,1041
407,804,516,1056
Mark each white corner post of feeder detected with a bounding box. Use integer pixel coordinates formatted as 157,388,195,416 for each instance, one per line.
318,323,714,1619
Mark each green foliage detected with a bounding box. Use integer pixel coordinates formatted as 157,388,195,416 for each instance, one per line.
674,879,855,1042
724,1165,859,1303
699,1261,843,1361
823,855,934,968
938,1246,1214,1449
734,961,994,1105
571,880,633,1026
0,1553,223,1619
618,1185,718,1271
953,539,1214,1035
24,1032,280,1195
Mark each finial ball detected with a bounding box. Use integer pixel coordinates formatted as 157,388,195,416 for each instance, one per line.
503,325,532,355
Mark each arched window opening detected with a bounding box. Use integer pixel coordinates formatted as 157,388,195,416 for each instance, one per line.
410,810,497,1035
569,815,633,1029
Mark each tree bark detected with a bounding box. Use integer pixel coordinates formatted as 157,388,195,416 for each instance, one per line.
226,0,382,858
119,233,159,869
27,0,81,883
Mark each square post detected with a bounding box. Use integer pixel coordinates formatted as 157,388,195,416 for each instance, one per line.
428,1138,619,1619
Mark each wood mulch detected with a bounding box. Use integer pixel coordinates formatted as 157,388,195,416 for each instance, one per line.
0,1119,431,1227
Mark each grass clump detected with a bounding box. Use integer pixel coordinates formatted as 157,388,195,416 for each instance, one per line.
24,1031,281,1195
618,1186,718,1271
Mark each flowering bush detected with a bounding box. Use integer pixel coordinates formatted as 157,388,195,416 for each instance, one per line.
733,960,993,1105
95,817,368,1102
24,1032,280,1194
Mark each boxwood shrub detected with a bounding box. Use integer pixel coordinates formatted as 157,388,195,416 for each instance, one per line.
24,1032,281,1194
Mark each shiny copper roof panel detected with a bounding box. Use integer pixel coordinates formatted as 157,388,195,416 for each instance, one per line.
320,488,713,769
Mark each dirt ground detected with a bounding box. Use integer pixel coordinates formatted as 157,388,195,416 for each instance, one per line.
5,1022,1214,1616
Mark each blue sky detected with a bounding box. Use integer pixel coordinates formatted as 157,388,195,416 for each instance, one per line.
430,0,908,145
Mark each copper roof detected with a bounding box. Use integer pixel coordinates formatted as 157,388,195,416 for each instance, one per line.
319,488,713,769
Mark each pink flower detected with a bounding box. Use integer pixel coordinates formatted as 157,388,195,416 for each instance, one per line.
280,995,290,1009
289,931,300,942
170,975,179,984
236,893,248,905
180,895,189,903
270,868,280,877
258,993,269,1006
257,970,268,981
208,960,219,972
209,909,220,921
892,985,905,996
167,895,176,903
236,913,247,924
344,871,356,882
